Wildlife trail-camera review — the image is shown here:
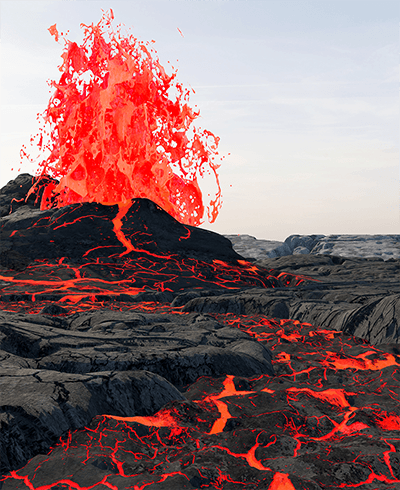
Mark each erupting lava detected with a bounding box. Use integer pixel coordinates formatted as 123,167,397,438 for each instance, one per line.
22,9,225,227
2,9,399,490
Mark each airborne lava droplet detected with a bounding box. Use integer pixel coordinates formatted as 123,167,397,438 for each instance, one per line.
25,9,223,228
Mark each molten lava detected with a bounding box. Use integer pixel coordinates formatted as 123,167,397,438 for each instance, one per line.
23,9,224,226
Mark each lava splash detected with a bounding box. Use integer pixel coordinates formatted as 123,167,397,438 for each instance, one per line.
23,9,224,226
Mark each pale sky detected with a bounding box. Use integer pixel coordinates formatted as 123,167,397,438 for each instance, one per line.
1,0,398,241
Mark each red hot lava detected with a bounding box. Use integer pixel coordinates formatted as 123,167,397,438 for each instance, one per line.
23,9,225,227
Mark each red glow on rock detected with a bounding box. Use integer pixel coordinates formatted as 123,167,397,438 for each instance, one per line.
25,9,223,226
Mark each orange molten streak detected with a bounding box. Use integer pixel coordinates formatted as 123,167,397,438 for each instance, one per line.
112,201,134,256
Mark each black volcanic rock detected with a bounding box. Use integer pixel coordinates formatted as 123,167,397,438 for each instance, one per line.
0,310,273,479
180,254,400,346
0,173,245,264
1,174,400,489
0,173,58,217
0,249,31,271
1,294,400,489
0,194,242,264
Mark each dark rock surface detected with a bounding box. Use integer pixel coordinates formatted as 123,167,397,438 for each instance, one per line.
0,173,52,217
0,175,399,489
0,309,273,481
181,254,400,347
0,173,242,264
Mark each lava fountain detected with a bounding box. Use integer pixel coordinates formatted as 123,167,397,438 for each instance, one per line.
22,8,225,227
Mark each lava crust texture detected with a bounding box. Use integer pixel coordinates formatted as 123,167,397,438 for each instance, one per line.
0,175,399,490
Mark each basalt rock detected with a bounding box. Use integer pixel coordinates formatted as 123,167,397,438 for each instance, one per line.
0,173,57,217
180,254,400,347
0,182,243,264
0,310,273,479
